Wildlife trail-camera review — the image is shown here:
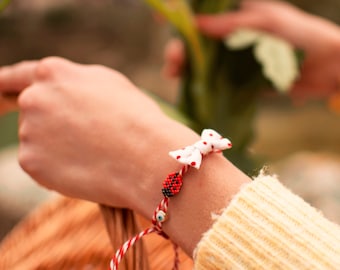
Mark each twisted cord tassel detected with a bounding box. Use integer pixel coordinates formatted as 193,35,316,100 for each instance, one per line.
173,243,180,270
110,197,170,270
110,227,156,270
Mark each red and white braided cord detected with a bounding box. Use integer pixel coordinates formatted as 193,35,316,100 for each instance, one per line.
110,227,155,270
109,166,188,270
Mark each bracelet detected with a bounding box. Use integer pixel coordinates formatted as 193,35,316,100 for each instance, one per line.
109,129,232,270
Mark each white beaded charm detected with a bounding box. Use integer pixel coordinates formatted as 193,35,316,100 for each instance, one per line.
169,129,232,169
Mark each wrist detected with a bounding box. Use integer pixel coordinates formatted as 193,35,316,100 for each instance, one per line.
130,116,200,218
128,120,252,256
163,154,251,255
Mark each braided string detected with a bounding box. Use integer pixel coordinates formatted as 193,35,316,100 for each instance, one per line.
109,129,231,270
110,227,156,270
109,166,188,270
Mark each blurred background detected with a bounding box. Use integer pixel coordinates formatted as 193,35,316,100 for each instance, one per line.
0,0,340,240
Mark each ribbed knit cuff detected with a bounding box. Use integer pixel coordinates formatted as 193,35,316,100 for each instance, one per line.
194,174,340,269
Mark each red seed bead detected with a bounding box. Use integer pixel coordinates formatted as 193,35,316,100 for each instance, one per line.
162,172,183,197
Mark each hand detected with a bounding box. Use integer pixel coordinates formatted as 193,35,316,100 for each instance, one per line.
163,0,340,101
0,57,198,211
0,57,251,255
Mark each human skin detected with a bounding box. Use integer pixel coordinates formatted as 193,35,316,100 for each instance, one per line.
163,0,340,101
0,57,251,255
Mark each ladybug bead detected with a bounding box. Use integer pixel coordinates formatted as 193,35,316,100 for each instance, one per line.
162,172,183,197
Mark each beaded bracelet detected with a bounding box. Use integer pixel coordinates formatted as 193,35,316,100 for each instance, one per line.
109,129,232,270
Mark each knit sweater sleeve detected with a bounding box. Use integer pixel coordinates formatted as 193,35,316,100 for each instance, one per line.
193,174,340,269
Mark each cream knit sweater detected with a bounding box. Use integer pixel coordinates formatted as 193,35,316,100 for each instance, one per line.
194,174,340,269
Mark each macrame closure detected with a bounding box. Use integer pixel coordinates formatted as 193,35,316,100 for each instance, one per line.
109,129,232,270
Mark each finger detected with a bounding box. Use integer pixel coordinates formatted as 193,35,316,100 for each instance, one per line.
197,1,336,52
195,0,285,38
240,0,295,11
196,11,307,48
162,38,185,78
0,60,38,94
196,11,271,38
239,1,339,51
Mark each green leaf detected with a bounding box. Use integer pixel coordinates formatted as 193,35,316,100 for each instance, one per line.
224,28,262,49
224,28,300,93
254,34,299,93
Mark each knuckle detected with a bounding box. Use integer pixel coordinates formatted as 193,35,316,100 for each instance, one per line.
18,150,36,175
18,152,48,188
17,89,35,109
18,124,28,142
89,64,130,84
35,56,66,80
18,149,53,190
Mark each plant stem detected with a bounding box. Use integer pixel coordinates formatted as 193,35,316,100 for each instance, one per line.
145,0,206,75
145,0,213,122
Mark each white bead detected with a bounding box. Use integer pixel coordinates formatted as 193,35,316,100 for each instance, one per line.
156,210,167,223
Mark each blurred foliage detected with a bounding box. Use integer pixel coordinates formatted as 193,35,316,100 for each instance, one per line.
0,0,10,12
0,0,339,157
145,1,301,173
43,5,78,29
0,112,18,149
